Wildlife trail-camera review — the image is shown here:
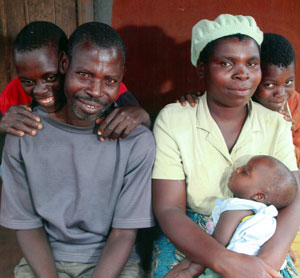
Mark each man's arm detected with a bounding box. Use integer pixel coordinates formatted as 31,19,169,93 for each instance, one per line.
92,228,137,278
16,228,58,278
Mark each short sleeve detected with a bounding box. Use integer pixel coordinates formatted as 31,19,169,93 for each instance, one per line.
152,108,185,180
112,129,155,229
0,135,43,229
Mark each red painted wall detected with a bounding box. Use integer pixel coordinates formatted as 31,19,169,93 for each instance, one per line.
112,0,300,117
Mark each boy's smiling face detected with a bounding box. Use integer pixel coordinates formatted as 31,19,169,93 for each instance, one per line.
14,45,63,112
255,63,295,111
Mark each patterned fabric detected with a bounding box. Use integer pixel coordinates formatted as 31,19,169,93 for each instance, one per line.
151,211,210,277
151,211,298,278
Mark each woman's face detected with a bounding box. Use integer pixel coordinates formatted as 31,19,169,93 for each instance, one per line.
254,63,295,111
202,37,261,109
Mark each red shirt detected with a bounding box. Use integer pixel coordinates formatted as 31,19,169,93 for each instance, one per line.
0,77,128,115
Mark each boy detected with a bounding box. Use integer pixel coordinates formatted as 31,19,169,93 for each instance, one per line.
0,21,150,141
0,22,155,278
253,33,300,165
168,155,298,278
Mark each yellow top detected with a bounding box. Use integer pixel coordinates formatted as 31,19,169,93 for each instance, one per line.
153,93,297,215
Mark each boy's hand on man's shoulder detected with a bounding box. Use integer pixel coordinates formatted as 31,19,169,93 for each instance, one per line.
0,105,43,136
96,106,151,142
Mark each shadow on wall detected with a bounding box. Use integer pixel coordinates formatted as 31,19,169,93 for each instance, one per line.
117,25,204,119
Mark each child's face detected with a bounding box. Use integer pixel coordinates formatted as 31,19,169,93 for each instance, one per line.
254,63,295,111
228,157,270,199
61,41,124,127
14,45,62,112
203,37,261,108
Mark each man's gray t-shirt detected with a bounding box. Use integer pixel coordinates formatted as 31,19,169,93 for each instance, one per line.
0,107,155,263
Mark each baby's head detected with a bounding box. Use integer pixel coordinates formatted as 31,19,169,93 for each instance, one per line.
228,155,297,209
253,33,296,112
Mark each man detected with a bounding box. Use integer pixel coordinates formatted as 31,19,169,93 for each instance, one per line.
0,22,155,278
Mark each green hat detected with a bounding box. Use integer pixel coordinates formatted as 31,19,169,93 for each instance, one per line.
191,14,263,67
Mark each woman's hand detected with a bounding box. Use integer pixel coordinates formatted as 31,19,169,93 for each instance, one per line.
220,252,282,278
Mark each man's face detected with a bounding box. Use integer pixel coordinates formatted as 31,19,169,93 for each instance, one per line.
62,42,124,127
254,63,295,111
14,45,62,112
203,37,261,109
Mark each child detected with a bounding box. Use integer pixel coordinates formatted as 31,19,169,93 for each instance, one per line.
168,155,297,278
253,33,300,165
0,21,151,141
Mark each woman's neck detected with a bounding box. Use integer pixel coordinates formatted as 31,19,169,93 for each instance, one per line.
207,101,248,152
208,101,248,123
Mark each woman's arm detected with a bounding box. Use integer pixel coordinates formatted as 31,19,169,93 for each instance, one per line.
153,179,281,278
258,171,300,270
16,228,58,278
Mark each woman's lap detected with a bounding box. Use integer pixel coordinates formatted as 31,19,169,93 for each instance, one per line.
150,211,298,278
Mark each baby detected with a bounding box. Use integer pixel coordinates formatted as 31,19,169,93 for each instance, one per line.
169,155,297,278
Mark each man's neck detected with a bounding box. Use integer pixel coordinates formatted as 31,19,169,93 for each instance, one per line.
48,104,95,127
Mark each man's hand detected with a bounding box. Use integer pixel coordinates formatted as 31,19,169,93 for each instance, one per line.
96,106,151,141
0,105,42,136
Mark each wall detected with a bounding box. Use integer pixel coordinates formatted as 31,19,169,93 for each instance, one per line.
0,0,112,93
0,1,299,118
112,0,300,117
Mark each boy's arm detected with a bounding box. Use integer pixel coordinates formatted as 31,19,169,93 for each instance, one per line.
92,228,137,278
96,106,151,141
96,91,151,141
16,228,58,278
212,209,253,246
0,105,42,136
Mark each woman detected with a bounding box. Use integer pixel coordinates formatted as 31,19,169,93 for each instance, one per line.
151,14,299,278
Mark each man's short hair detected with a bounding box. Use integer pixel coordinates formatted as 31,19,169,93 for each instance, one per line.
261,33,296,68
14,21,67,54
67,22,126,63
